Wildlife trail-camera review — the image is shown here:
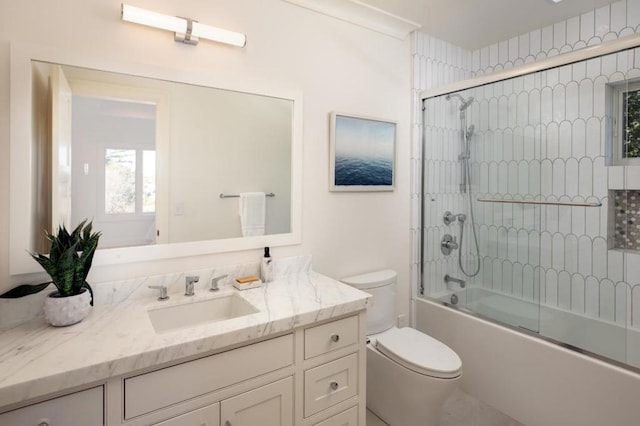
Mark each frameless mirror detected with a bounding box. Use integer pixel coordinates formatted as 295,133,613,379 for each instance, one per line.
10,44,302,274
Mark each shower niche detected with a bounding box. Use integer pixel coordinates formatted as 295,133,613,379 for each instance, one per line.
610,189,640,252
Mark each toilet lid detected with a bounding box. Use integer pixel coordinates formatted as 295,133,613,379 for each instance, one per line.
375,328,462,379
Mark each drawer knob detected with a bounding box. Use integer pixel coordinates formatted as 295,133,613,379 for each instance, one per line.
330,333,340,343
330,381,339,391
38,420,50,426
225,421,232,426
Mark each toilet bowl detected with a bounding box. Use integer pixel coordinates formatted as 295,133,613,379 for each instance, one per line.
341,270,462,426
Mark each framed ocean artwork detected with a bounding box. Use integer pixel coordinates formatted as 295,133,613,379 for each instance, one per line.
329,112,396,192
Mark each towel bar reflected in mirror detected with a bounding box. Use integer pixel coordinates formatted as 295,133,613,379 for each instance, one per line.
220,193,276,198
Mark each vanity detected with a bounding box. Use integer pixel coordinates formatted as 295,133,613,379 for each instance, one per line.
0,269,370,425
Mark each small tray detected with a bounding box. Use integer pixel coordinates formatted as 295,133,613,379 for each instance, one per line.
233,279,264,291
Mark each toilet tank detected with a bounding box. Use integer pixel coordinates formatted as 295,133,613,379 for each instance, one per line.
341,270,396,335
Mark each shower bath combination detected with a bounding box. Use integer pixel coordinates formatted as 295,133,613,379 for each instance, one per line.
444,93,480,278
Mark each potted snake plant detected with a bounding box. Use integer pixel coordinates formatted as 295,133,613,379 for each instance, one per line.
1,219,101,326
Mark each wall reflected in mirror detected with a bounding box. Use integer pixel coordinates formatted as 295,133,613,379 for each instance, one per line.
31,60,293,251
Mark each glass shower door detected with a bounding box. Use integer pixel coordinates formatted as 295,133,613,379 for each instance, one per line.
422,71,545,334
422,48,638,369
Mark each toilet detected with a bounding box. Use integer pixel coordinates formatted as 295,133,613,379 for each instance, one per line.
341,270,462,426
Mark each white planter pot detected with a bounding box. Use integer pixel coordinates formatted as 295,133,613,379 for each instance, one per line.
43,289,92,327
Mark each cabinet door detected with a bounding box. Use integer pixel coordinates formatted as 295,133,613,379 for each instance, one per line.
0,386,103,426
153,403,220,426
220,377,293,426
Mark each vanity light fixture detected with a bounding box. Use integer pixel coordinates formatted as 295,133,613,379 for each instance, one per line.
121,4,246,47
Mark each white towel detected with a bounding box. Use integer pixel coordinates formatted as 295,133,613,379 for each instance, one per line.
239,192,266,237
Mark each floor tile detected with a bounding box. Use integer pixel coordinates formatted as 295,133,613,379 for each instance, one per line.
365,389,523,425
440,389,524,426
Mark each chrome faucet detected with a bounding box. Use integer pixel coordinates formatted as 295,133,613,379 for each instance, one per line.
148,285,169,301
185,276,200,296
209,274,228,292
444,274,466,288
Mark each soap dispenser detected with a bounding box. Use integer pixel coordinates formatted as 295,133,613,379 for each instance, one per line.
260,247,273,283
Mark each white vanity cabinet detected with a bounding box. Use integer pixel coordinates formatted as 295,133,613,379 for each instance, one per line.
116,312,365,426
0,312,365,426
0,386,104,426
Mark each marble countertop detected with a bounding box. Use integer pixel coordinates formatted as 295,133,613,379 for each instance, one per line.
0,270,370,409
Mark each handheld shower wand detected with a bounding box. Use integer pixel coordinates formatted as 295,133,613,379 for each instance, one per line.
446,93,481,278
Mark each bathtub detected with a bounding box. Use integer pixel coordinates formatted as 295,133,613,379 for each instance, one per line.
438,287,640,368
416,291,640,426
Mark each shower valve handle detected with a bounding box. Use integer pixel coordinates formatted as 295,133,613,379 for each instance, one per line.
441,234,458,255
443,211,456,226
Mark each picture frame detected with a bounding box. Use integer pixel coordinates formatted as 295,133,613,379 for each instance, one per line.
329,112,396,192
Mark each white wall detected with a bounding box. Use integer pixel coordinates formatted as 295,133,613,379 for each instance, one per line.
0,0,411,319
166,84,292,242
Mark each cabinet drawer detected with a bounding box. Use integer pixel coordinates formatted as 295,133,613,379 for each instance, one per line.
304,353,358,417
0,386,103,426
304,316,358,359
125,334,293,419
314,405,358,426
153,403,219,426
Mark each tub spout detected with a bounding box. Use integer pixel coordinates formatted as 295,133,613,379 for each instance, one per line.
444,274,466,288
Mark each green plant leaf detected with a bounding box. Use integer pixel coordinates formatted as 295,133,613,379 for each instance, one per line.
82,281,94,306
23,219,101,299
0,282,52,298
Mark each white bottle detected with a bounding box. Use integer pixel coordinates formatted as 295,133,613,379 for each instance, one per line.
260,247,273,283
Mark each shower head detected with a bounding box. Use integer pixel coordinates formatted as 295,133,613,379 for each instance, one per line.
446,93,474,111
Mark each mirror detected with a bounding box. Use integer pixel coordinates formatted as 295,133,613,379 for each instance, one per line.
10,43,302,274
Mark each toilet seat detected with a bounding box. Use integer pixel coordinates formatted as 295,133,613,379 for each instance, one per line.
375,327,462,379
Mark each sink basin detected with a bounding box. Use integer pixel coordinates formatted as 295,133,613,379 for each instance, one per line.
147,293,259,333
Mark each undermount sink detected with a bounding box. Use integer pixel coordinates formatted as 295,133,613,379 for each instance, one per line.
147,293,260,333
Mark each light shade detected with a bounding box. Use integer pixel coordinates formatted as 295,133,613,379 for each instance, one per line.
192,22,246,47
121,4,186,34
121,4,246,47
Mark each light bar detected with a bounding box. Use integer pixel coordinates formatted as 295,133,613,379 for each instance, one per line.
121,4,246,47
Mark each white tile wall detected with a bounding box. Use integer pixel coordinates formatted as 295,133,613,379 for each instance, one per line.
413,0,640,338
411,32,473,297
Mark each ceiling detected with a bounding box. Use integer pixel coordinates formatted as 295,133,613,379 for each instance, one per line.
362,0,619,50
